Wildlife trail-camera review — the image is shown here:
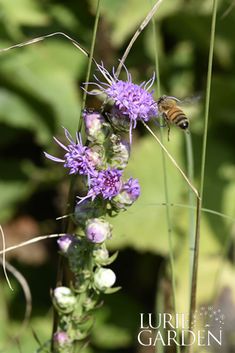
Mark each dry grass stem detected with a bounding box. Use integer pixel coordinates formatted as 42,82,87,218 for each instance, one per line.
116,0,165,77
0,32,93,60
0,233,66,255
142,122,200,199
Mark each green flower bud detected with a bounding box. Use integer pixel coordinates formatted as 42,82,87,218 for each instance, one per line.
93,247,109,265
94,268,116,291
109,134,130,170
53,287,76,313
83,109,112,144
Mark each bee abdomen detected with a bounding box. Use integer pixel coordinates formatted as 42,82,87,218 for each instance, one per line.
169,109,188,129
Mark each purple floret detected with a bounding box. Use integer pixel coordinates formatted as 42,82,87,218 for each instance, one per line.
89,168,122,200
85,63,158,141
77,168,123,204
123,177,140,201
44,128,96,176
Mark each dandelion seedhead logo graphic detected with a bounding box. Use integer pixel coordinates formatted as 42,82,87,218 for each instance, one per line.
191,306,225,331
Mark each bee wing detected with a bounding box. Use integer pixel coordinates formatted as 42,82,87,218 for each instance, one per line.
177,94,202,106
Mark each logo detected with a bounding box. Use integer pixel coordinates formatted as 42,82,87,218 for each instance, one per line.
138,307,224,347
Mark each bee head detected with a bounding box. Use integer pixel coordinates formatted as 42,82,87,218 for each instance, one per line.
157,95,167,104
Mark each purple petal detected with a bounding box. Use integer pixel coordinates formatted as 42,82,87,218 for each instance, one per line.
53,137,69,151
44,152,65,163
62,127,74,144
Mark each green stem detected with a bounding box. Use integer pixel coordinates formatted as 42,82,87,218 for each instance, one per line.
200,0,218,200
78,0,102,131
150,8,180,353
185,132,195,290
188,0,218,350
51,1,102,350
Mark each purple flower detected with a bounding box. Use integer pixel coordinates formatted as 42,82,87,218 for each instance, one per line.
83,109,105,131
123,177,140,202
86,63,158,141
57,234,74,253
89,168,122,200
85,218,112,243
82,109,111,143
111,177,140,209
54,332,70,347
44,128,96,176
77,168,122,204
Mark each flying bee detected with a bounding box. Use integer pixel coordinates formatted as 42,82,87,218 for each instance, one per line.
157,95,189,140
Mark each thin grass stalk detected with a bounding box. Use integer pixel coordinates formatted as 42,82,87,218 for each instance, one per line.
188,0,218,350
142,122,199,198
200,0,218,201
150,9,181,353
185,133,195,289
51,1,102,348
116,0,164,77
79,0,101,130
150,203,235,222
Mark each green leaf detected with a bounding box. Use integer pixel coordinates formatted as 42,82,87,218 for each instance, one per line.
0,89,51,144
89,0,183,47
0,41,87,133
0,0,48,38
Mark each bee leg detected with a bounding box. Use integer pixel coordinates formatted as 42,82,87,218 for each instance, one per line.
167,122,171,141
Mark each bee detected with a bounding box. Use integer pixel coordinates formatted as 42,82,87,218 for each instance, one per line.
157,95,189,140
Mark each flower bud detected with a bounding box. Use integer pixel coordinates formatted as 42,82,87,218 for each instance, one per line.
53,287,76,313
85,218,112,243
57,234,74,254
111,178,140,209
105,105,130,132
87,144,106,170
109,134,130,170
74,198,105,225
53,331,70,349
83,297,97,311
93,247,109,264
82,109,111,143
94,268,116,291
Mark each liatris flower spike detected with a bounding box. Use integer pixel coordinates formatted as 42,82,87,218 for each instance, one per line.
85,63,158,143
44,66,144,350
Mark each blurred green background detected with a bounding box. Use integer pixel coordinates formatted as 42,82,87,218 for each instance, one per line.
1,0,235,352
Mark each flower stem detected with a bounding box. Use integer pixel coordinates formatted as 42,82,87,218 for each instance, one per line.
51,1,102,350
116,0,165,77
188,0,218,350
78,0,102,131
142,122,199,198
150,8,180,353
185,132,195,292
